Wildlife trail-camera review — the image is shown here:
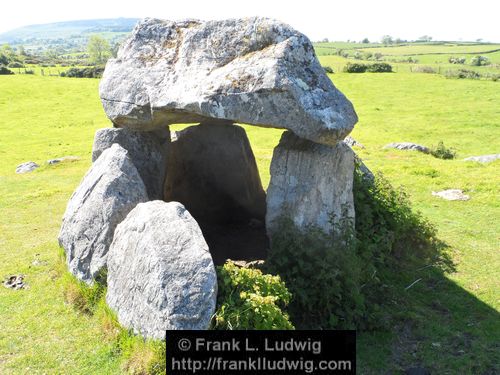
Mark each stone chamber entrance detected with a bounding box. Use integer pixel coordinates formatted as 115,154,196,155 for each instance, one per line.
163,121,269,265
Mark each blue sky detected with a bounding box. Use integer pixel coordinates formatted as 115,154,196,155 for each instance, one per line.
1,0,499,42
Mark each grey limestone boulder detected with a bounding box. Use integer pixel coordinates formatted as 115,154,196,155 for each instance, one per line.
99,17,357,146
164,122,266,224
58,144,148,283
383,142,430,154
266,131,355,235
16,161,39,174
47,156,80,165
343,136,365,149
432,189,470,201
106,201,217,338
92,127,169,199
464,154,500,163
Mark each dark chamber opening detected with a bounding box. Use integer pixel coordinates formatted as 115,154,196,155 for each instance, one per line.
163,122,269,265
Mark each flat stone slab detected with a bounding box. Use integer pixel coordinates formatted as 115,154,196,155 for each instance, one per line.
106,201,217,338
432,189,470,201
464,154,500,163
99,17,357,146
16,161,39,174
383,142,429,154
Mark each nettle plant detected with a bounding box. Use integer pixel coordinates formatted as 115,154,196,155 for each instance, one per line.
213,261,294,330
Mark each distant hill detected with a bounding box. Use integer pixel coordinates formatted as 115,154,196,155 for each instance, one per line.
0,18,140,51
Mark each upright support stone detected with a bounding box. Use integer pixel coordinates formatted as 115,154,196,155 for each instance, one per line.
59,144,148,283
106,201,217,338
92,127,169,200
266,131,355,236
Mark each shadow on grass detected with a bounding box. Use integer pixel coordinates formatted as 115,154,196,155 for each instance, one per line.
358,265,500,374
267,167,499,374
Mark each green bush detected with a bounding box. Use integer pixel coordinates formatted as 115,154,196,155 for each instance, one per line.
430,141,456,159
323,66,334,74
448,56,466,64
266,165,443,330
470,55,490,66
344,62,367,73
344,62,393,73
213,261,294,330
8,61,23,68
444,69,481,80
366,62,393,72
266,218,365,329
60,67,104,78
0,66,14,75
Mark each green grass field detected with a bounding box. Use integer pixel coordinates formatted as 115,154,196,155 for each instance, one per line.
0,59,499,374
315,42,500,78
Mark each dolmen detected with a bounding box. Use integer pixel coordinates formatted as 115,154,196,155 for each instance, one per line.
58,17,359,338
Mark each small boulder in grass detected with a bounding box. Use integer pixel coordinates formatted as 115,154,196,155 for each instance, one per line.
47,156,80,165
383,142,430,154
464,154,500,163
432,189,470,201
3,275,27,290
16,161,39,174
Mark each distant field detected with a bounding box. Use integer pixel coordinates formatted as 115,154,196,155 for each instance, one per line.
314,42,500,77
1,58,499,373
314,42,500,55
356,43,500,56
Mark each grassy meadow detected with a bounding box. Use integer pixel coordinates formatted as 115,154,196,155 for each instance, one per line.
315,42,500,78
0,50,499,374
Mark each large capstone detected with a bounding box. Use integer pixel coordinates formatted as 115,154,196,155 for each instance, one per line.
92,127,169,199
106,201,217,338
58,144,148,283
164,122,268,264
266,131,355,235
99,17,357,146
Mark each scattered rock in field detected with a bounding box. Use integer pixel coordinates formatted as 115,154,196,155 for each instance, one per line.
383,142,430,154
31,253,48,267
92,127,170,199
3,275,27,290
58,144,148,283
432,189,470,201
266,131,355,235
106,201,217,338
47,156,80,165
16,161,39,174
463,154,500,163
99,17,358,146
343,136,365,149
